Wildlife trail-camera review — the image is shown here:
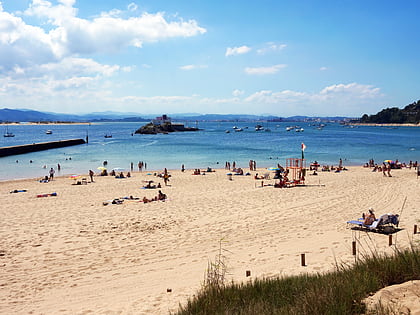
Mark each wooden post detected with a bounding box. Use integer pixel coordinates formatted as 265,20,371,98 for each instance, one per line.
414,225,418,234
389,235,393,246
301,253,306,266
246,270,251,277
352,241,357,256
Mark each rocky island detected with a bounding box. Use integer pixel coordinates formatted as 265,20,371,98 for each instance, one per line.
134,115,200,134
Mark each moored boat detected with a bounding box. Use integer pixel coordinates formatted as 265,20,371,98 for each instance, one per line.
3,126,15,137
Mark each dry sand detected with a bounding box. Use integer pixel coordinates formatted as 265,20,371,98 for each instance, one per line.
0,166,419,314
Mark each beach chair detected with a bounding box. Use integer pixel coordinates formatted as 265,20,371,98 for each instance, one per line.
347,213,400,234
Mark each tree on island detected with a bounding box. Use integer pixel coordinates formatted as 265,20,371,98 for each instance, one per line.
359,100,420,124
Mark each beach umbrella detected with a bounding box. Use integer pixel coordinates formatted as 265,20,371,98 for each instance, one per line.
113,167,125,172
384,160,394,163
97,166,107,171
69,174,80,179
268,167,280,171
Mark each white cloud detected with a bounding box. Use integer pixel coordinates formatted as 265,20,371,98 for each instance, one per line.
128,3,138,12
244,90,306,103
317,83,381,100
320,66,328,71
179,64,208,70
232,89,244,97
244,64,287,75
257,42,287,55
225,45,251,57
0,1,206,71
240,83,383,115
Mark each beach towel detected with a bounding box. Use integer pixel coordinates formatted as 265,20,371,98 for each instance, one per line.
37,192,57,198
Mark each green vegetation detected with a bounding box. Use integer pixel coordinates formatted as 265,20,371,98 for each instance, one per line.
359,100,420,124
176,245,419,315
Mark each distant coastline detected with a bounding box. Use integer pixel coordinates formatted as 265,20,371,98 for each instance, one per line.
1,122,92,125
350,122,420,127
348,123,420,127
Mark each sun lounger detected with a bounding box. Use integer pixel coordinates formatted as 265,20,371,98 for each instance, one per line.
347,214,400,234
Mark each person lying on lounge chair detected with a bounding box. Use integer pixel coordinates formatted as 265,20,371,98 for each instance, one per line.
363,208,376,225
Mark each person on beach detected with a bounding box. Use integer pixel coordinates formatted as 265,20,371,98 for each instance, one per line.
363,208,376,225
158,190,167,200
387,163,392,177
181,164,185,172
49,167,55,180
89,170,94,182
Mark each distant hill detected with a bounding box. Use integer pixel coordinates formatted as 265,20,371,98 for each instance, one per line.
0,108,64,122
0,108,352,123
0,108,148,122
357,100,420,124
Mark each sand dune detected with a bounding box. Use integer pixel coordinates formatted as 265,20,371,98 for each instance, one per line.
0,166,419,314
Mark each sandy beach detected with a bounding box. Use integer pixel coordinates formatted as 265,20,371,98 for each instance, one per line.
1,165,419,314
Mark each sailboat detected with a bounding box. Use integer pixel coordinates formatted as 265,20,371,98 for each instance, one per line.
3,126,15,137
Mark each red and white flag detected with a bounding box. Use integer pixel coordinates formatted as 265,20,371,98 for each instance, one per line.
301,142,306,151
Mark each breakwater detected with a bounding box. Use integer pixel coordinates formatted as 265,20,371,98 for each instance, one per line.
0,139,86,157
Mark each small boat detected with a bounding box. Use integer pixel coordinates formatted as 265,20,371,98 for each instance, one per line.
234,128,243,132
225,130,230,133
45,130,53,134
104,133,112,138
255,124,264,131
3,126,15,137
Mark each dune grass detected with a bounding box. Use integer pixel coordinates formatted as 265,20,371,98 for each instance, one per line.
176,244,419,315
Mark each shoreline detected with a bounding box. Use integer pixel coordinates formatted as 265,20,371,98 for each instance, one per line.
349,122,420,127
1,122,92,125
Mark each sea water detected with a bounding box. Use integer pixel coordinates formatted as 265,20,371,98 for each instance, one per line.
0,122,419,181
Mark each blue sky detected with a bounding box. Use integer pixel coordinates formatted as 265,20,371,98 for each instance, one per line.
0,0,419,116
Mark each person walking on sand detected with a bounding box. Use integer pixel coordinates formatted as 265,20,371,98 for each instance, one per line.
49,167,55,181
89,169,94,182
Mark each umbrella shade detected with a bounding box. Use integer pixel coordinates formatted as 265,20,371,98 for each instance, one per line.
113,167,125,172
384,160,394,163
69,174,80,179
97,166,107,171
268,167,280,171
